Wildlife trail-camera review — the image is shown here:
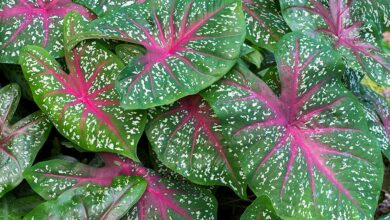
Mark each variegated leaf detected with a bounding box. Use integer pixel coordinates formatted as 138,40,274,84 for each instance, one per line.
0,64,33,101
25,153,217,219
66,0,246,109
240,196,280,220
0,84,51,198
146,94,246,198
24,176,147,220
0,0,95,63
344,68,390,158
19,40,146,161
115,44,145,64
203,33,383,219
280,0,390,86
74,0,145,17
243,0,290,52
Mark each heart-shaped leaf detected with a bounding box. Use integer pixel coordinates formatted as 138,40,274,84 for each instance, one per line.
0,0,95,64
203,33,383,219
280,0,390,86
19,40,146,161
0,84,51,198
74,0,145,17
243,0,290,52
240,196,280,220
146,94,246,198
24,176,147,220
66,0,246,109
24,153,217,219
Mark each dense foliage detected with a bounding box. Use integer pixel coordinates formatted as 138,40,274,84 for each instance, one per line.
0,0,389,219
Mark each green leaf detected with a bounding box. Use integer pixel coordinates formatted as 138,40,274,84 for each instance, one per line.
115,44,145,64
24,176,147,220
203,33,383,219
241,44,263,68
280,0,390,86
0,84,51,198
0,0,95,64
243,0,290,52
146,94,247,198
25,153,218,219
0,64,33,101
344,68,390,159
66,0,246,109
240,196,280,220
0,193,44,219
19,40,146,161
74,0,145,17
379,213,390,220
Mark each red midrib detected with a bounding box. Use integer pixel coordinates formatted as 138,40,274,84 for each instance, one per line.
182,96,238,180
0,0,93,48
290,128,360,208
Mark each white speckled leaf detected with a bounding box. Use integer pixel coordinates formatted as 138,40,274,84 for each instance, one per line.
0,0,95,64
24,153,217,220
344,68,390,159
240,196,280,220
146,94,246,198
74,0,145,17
242,0,290,52
0,84,51,198
24,176,147,220
280,0,390,86
115,44,145,64
203,33,383,219
67,0,246,109
19,41,146,161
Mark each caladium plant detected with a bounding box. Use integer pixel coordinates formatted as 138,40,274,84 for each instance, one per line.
0,0,95,64
241,196,280,220
0,0,388,219
242,0,290,52
344,68,390,159
19,30,147,160
24,153,217,219
66,0,246,109
279,0,390,86
24,176,147,219
0,83,51,198
74,0,145,17
203,33,383,219
146,94,246,198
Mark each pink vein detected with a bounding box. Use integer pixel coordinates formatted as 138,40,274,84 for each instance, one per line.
242,4,279,41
